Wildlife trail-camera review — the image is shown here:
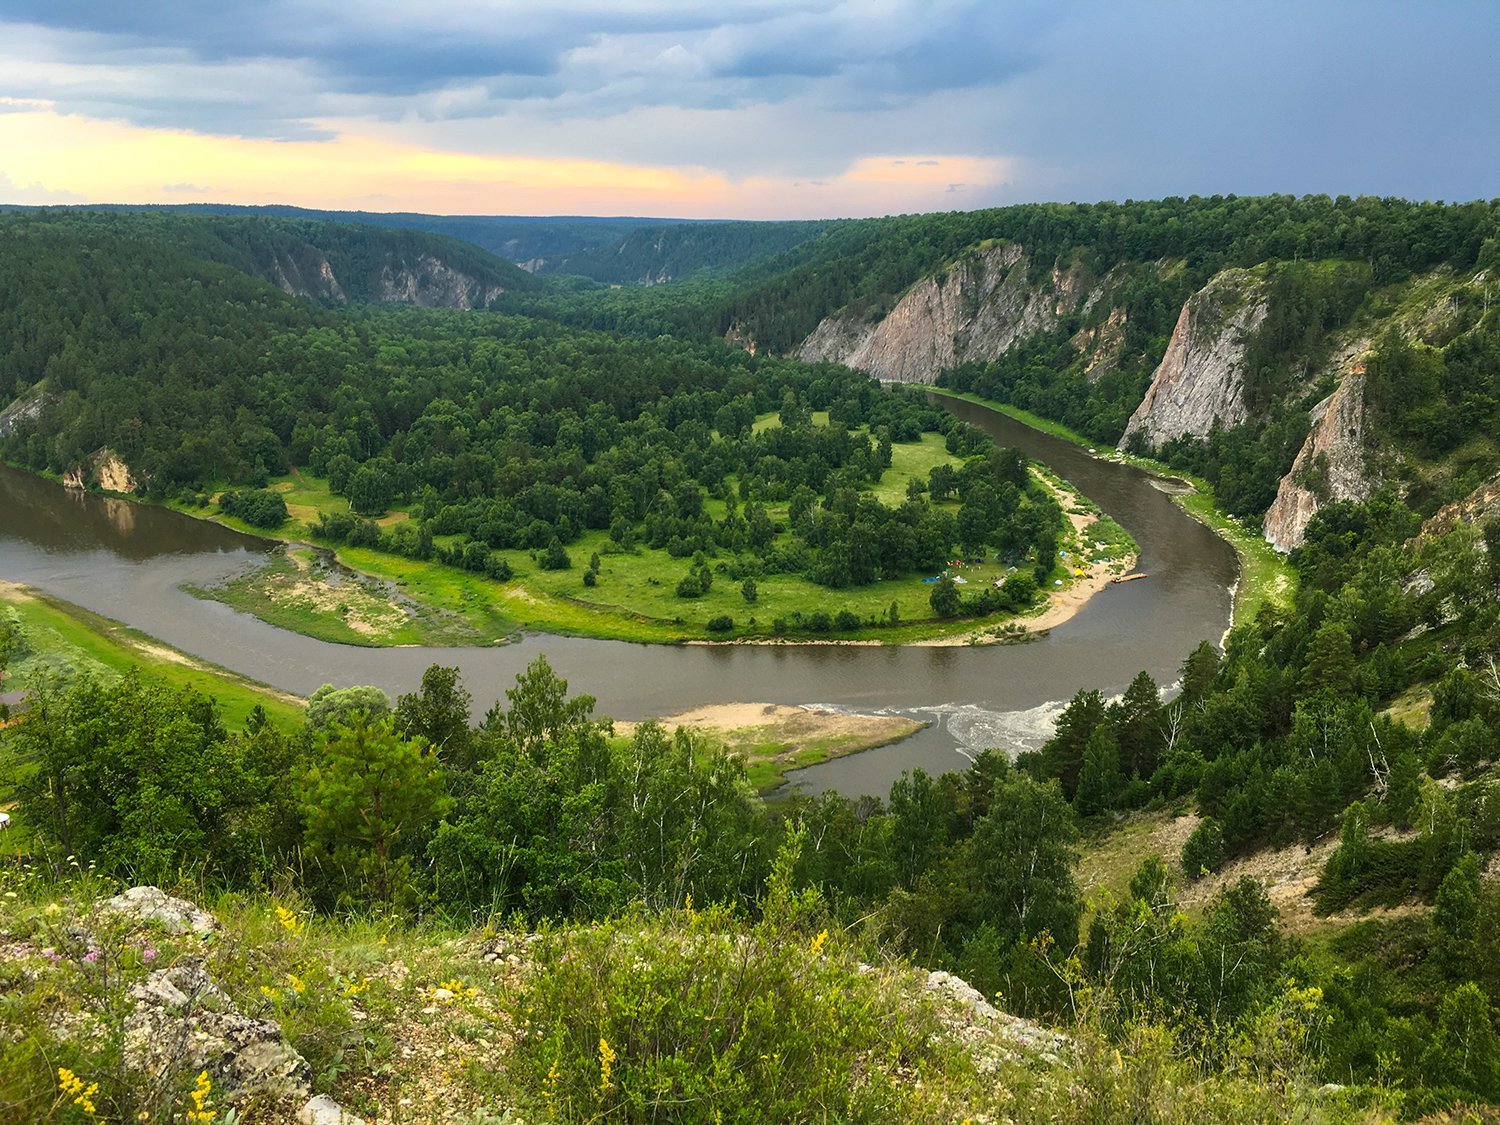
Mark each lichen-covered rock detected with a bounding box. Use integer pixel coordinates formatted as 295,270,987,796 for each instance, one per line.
1419,469,1500,539
796,243,1108,383
1263,369,1373,551
376,254,505,309
923,969,1069,1071
102,886,218,935
1120,269,1268,449
125,961,311,1104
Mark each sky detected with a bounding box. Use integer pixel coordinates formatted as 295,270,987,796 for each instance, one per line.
1,1,1497,220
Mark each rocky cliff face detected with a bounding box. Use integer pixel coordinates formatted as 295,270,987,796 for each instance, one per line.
62,448,139,494
375,254,506,309
1420,469,1500,539
268,251,347,303
795,242,1105,382
1119,269,1268,450
1262,361,1373,551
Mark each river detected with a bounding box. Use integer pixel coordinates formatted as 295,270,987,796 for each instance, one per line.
0,399,1236,798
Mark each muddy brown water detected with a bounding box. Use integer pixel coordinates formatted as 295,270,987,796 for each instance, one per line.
0,399,1236,798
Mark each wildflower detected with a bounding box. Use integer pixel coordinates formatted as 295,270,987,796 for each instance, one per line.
543,1058,560,1108
597,1037,617,1092
142,947,158,963
286,973,307,995
44,902,62,916
275,905,305,937
342,975,370,997
259,985,280,1002
83,949,100,964
185,1069,217,1123
57,1067,100,1117
808,929,828,958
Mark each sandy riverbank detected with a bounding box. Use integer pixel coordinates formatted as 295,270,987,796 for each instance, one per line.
612,701,926,792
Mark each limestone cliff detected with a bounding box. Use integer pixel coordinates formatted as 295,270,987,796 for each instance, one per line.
268,251,347,303
1119,269,1268,449
375,254,506,309
62,448,139,494
1262,360,1374,551
795,242,1105,382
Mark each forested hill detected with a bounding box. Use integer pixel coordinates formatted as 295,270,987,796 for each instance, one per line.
0,202,682,270
641,196,1498,553
0,209,539,308
534,219,835,283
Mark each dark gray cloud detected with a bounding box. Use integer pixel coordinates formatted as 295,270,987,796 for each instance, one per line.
1,0,1497,207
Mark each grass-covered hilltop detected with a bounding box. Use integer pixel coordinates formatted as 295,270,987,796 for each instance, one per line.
4,193,1500,1120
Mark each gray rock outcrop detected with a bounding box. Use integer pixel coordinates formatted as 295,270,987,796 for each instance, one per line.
796,242,1106,383
102,886,219,935
376,254,505,309
923,970,1069,1071
1263,369,1373,551
125,961,312,1104
1120,269,1268,450
298,1093,368,1124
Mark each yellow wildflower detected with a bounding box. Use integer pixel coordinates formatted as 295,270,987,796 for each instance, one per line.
809,929,828,958
597,1037,617,1092
287,973,307,995
57,1067,100,1117
275,905,305,937
185,1069,217,1123
543,1058,560,1108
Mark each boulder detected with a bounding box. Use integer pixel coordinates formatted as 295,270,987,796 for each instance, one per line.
125,961,311,1104
102,886,218,935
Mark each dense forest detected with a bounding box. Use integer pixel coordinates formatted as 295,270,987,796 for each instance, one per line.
533,220,834,283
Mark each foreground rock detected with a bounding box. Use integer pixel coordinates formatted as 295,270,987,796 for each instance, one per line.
102,886,218,935
923,970,1070,1071
125,961,311,1104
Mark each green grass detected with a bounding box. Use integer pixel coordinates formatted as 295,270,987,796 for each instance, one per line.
871,432,963,504
189,548,503,648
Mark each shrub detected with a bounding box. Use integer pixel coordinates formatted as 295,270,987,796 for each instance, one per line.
218,488,288,529
834,609,861,632
516,909,953,1122
1181,817,1227,878
706,614,734,633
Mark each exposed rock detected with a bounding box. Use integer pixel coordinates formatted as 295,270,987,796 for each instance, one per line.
1420,469,1500,539
1120,268,1269,449
125,961,311,1104
1263,369,1373,551
795,242,1107,383
923,970,1069,1071
1071,305,1128,378
376,254,505,309
270,251,347,303
101,886,219,936
0,385,52,438
298,1093,368,1125
61,447,139,494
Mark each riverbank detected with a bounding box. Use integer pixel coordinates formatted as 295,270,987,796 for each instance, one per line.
0,581,304,729
925,388,1296,627
612,702,927,793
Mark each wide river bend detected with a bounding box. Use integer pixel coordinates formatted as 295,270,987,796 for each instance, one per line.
0,399,1236,798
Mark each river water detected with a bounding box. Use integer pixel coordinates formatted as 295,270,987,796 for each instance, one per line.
0,399,1236,798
